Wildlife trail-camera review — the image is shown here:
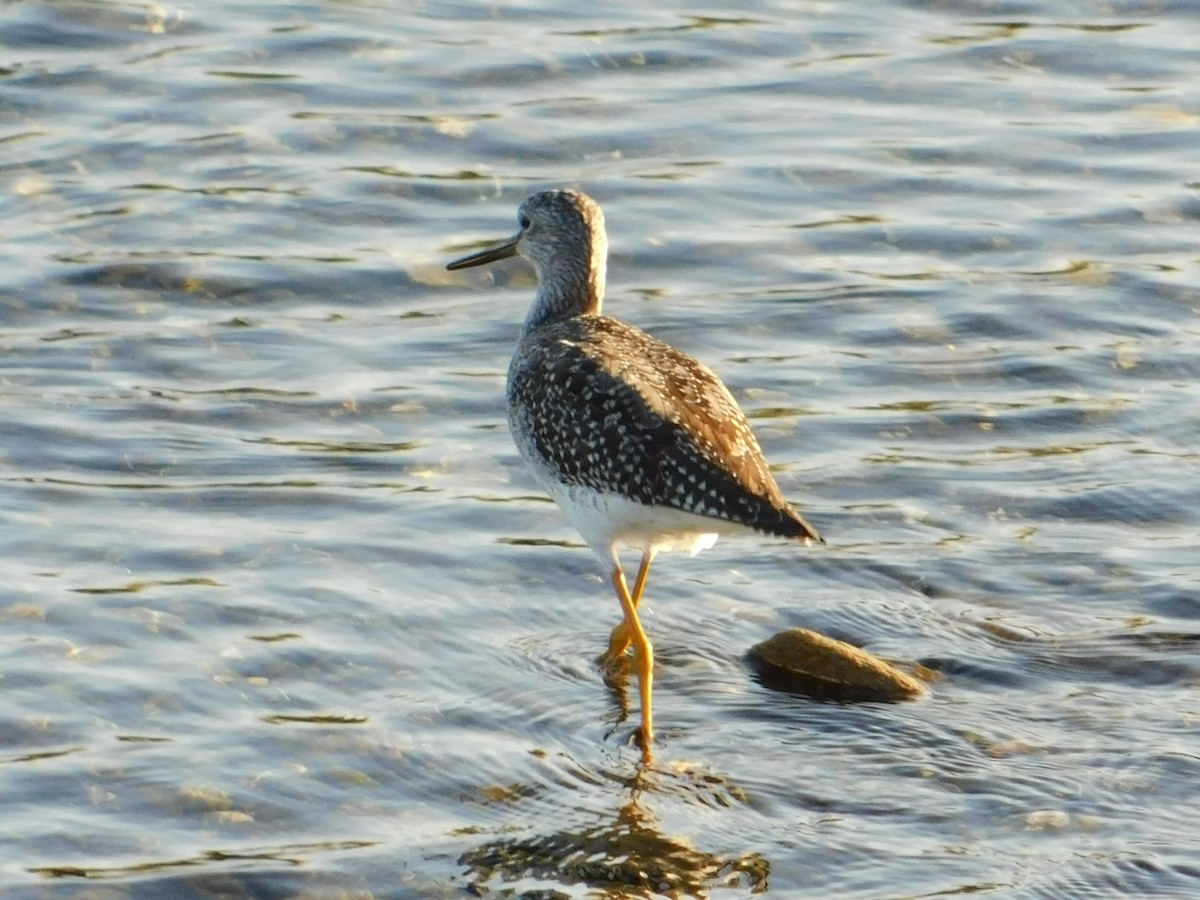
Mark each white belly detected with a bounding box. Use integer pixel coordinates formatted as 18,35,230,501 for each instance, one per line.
543,480,747,567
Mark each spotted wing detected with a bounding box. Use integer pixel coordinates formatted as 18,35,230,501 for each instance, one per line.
507,316,819,541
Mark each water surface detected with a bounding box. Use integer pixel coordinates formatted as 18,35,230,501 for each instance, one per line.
3,1,1199,897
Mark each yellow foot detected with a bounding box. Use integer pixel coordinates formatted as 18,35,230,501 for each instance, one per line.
604,620,631,657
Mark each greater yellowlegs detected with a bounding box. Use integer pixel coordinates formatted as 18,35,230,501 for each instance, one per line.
446,190,821,748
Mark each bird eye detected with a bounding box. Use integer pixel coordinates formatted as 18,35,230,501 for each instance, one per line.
519,215,531,230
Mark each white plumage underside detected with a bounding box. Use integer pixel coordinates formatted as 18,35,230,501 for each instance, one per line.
543,479,751,568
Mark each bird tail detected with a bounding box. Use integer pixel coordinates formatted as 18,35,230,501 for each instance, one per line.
789,512,824,546
761,505,823,545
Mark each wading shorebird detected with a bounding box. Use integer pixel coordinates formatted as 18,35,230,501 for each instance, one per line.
446,190,821,751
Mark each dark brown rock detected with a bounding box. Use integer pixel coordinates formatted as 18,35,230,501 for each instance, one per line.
749,628,926,702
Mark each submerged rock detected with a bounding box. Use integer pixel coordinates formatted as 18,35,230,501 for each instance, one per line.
748,628,926,702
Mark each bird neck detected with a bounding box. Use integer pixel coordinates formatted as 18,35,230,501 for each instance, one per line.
521,238,607,335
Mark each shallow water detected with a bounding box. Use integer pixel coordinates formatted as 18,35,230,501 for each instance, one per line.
3,1,1199,897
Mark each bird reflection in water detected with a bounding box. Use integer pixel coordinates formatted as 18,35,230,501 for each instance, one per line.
459,764,768,897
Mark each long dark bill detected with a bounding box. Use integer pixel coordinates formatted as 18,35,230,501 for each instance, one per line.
445,233,520,270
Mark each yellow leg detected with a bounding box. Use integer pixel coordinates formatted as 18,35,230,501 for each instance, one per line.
611,566,654,746
603,552,653,661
